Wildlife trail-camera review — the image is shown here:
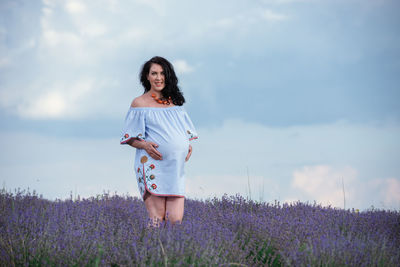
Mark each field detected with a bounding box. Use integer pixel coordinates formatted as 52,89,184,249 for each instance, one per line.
0,189,399,266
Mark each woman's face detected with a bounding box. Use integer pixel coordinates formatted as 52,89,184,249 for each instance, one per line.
147,63,165,92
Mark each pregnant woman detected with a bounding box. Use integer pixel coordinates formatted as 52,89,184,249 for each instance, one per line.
120,56,198,226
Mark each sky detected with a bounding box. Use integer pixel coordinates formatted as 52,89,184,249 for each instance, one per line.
1,0,399,210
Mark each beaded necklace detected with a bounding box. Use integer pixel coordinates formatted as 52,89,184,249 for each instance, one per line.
151,93,172,105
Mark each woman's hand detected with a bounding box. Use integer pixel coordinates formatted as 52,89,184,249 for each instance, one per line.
185,144,192,162
129,139,162,160
144,141,163,160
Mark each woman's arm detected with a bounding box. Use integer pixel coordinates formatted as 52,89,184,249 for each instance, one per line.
185,144,192,162
127,139,163,160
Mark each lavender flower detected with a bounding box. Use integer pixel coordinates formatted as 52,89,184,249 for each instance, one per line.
0,189,399,266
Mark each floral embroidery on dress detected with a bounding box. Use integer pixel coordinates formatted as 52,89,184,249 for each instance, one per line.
187,130,198,141
120,132,145,144
136,167,145,196
137,157,158,195
140,156,148,163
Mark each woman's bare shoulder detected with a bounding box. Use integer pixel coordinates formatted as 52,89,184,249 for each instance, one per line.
130,95,147,108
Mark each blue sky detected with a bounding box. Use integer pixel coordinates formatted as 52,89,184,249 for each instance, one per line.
1,0,399,210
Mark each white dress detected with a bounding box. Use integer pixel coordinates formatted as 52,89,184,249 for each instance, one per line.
120,106,198,200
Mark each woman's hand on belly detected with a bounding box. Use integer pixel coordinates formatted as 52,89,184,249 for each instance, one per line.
128,139,162,160
143,141,163,160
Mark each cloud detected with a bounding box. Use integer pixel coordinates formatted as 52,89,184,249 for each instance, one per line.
63,1,108,38
21,91,66,119
385,178,400,204
366,178,400,209
42,30,82,47
263,0,315,4
261,9,288,21
214,18,235,28
0,58,10,68
15,78,95,119
65,1,87,14
186,174,276,201
136,0,167,16
42,0,55,7
0,131,137,200
290,165,400,210
0,0,148,119
0,119,399,209
187,119,400,209
186,174,248,199
211,8,287,31
79,23,108,37
291,165,357,208
1,0,399,208
41,1,106,46
172,59,194,75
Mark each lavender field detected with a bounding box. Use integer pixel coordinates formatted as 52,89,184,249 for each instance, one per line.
0,189,399,266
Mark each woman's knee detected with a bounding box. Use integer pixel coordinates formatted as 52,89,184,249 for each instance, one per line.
165,197,184,223
144,193,166,219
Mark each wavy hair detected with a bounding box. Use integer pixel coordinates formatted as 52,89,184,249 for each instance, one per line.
139,56,185,106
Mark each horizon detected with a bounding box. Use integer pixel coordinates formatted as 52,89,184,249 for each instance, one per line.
0,185,394,212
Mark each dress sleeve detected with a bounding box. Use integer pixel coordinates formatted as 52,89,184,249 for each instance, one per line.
120,108,146,145
182,110,199,141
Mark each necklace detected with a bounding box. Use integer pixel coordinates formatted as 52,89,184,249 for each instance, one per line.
151,93,172,105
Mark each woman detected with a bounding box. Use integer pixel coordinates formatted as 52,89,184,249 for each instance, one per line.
120,56,198,226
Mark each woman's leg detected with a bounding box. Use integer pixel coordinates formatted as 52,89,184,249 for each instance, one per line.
165,197,185,224
144,190,166,227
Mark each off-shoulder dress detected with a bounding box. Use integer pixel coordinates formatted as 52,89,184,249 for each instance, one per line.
120,106,198,200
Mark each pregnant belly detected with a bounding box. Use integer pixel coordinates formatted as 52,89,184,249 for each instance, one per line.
152,137,189,161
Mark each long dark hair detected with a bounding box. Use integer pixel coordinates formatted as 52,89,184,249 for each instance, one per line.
140,56,185,106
